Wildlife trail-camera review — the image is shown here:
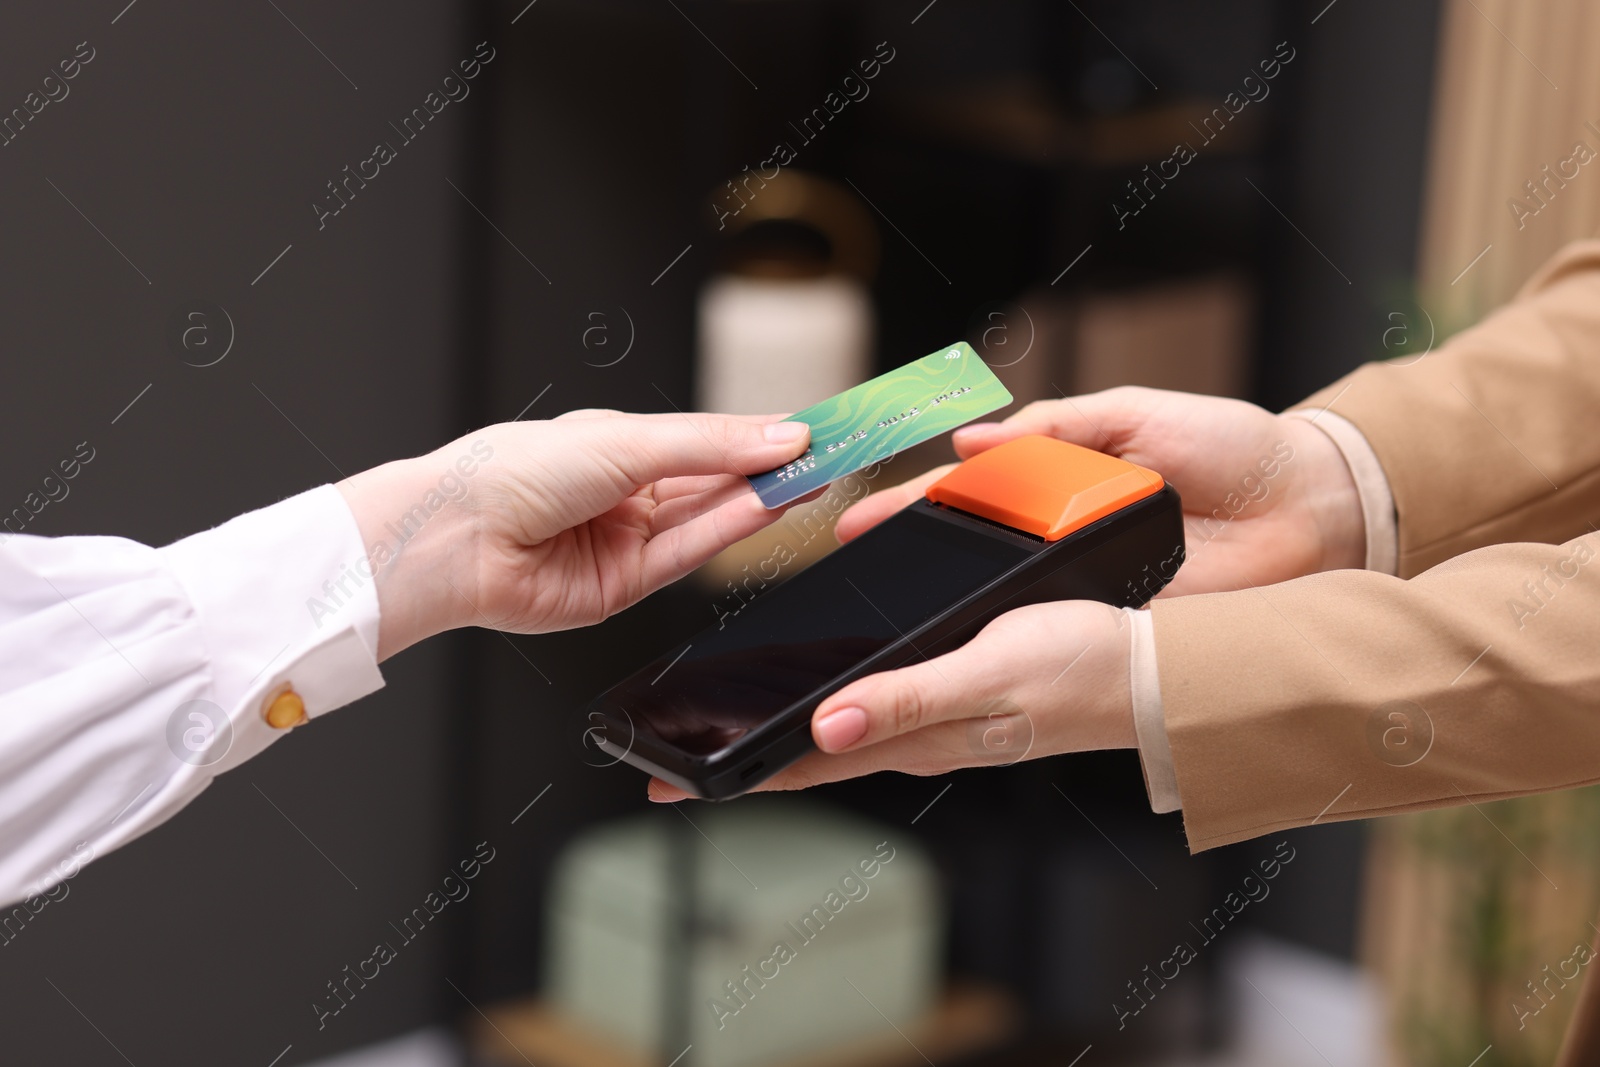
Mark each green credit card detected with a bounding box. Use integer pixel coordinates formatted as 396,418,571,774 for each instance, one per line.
748,342,1013,508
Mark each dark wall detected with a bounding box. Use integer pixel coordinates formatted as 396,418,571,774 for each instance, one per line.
1256,0,1442,408
462,0,720,1002
0,2,469,1063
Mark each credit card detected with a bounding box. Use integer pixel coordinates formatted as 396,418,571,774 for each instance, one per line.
748,342,1013,509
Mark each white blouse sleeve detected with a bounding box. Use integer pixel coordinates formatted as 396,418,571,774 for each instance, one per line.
0,485,385,906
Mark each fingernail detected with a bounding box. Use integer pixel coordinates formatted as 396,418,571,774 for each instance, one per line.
815,706,868,751
765,421,810,444
954,422,999,437
648,780,690,803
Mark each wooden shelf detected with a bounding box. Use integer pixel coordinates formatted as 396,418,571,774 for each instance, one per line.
880,77,1264,168
470,983,1023,1067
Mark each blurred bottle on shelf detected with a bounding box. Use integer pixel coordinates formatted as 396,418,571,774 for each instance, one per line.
694,171,880,589
695,170,879,416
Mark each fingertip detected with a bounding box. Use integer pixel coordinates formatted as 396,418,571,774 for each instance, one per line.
835,493,902,543
834,504,878,544
814,705,868,753
952,422,1008,457
648,779,692,803
677,413,809,479
837,463,956,541
763,420,810,446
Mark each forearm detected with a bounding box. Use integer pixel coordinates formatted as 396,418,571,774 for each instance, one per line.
1137,243,1600,838
1295,239,1600,576
1152,531,1600,851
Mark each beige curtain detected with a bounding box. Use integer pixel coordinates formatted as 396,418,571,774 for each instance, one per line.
1418,0,1600,323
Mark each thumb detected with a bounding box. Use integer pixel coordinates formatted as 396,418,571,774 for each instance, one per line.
581,412,811,486
811,653,983,753
952,388,1156,459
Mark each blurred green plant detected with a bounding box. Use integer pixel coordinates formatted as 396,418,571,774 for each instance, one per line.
1380,785,1600,1067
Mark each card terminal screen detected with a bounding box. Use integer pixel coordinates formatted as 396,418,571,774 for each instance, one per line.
602,509,1034,757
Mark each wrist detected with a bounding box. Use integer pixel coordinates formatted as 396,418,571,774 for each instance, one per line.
1102,605,1139,749
1280,414,1365,572
336,446,484,660
1040,601,1138,752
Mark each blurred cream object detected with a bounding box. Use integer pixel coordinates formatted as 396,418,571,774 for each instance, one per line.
698,274,872,415
546,799,940,1067
695,170,878,415
696,171,880,588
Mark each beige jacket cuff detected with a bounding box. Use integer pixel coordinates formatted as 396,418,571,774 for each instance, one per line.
1131,412,1396,813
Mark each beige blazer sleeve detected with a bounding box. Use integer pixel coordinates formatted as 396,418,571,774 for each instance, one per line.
1153,239,1600,852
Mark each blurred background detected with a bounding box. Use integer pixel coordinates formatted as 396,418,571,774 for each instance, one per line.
4,1,1600,1065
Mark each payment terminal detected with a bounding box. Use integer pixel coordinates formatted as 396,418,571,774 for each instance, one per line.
584,434,1186,797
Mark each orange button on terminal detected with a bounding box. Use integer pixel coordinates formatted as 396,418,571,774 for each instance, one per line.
925,435,1164,541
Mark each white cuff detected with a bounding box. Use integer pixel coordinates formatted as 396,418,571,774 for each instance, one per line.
157,484,385,778
1284,409,1399,576
1128,608,1181,814
0,486,387,900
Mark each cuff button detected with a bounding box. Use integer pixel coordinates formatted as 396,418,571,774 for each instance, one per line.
264,686,308,730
